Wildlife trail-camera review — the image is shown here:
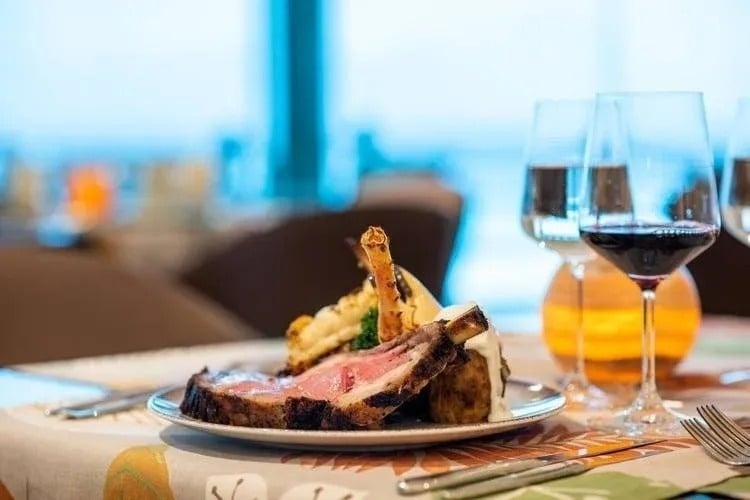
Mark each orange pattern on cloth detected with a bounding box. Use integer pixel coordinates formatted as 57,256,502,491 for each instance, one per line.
0,481,13,500
281,421,694,476
103,445,174,500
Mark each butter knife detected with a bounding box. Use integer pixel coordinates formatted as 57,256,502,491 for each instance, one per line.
439,443,661,500
46,384,180,419
397,437,662,495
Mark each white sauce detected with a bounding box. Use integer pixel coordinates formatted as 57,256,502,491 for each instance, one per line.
434,303,511,422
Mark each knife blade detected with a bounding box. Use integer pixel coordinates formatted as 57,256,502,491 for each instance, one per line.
720,368,750,386
44,387,160,417
48,384,180,419
397,437,663,495
439,442,663,499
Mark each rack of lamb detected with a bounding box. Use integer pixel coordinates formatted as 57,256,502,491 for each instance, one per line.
180,226,511,429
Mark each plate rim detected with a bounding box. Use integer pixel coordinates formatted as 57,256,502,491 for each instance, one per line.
147,378,565,447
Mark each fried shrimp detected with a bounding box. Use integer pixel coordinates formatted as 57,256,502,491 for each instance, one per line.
360,226,409,342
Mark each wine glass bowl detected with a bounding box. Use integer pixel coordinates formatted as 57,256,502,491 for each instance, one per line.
721,98,750,246
520,99,609,410
580,92,720,436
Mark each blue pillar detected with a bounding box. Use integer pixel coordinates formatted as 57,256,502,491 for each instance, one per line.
268,0,323,205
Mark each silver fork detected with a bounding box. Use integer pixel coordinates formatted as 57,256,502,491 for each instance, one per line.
697,405,750,451
681,418,750,466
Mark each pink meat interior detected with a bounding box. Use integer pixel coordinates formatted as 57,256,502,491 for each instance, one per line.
219,344,410,402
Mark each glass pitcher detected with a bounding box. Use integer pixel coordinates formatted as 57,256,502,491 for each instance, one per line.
542,256,701,385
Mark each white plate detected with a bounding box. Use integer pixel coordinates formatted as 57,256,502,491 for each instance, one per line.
147,379,565,451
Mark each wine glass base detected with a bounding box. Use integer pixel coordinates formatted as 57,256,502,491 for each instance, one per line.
562,380,612,411
588,407,687,437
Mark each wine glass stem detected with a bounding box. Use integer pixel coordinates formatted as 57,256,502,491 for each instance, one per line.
569,261,589,387
640,288,658,403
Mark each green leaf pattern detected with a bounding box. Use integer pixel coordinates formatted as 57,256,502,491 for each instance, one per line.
465,472,682,500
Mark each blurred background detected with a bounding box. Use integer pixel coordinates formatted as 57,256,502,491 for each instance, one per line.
0,0,749,346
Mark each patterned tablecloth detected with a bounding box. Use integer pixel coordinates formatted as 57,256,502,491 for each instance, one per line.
1,318,749,500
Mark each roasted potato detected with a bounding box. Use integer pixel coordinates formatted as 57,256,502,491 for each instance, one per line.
428,350,492,424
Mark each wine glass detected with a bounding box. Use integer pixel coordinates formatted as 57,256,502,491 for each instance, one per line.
580,92,721,436
521,99,609,410
720,98,750,245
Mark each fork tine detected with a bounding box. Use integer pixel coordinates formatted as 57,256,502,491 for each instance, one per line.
683,419,729,459
683,418,750,466
696,408,750,457
681,420,711,451
697,405,750,444
682,419,734,462
681,421,728,465
699,405,750,447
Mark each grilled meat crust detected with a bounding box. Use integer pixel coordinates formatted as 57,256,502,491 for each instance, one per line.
180,321,462,430
180,372,331,429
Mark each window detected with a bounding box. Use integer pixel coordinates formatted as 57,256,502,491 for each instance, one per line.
330,0,750,329
1,0,748,329
0,0,267,194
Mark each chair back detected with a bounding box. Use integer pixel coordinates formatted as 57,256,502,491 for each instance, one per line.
182,206,461,336
0,248,250,364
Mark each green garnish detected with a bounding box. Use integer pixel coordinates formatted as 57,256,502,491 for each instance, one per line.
352,307,379,350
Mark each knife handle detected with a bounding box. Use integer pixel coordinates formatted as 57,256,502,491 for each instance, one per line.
61,392,152,419
47,388,153,417
397,458,546,495
60,384,181,419
439,462,588,499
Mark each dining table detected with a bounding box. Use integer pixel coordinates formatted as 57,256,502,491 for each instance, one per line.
0,316,748,500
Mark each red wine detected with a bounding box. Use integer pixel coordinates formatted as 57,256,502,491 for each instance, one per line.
580,223,718,289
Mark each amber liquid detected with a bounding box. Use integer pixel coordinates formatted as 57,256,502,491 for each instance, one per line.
542,258,701,385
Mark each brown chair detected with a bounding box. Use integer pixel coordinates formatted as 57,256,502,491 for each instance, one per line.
688,230,750,316
0,248,252,365
181,205,462,336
